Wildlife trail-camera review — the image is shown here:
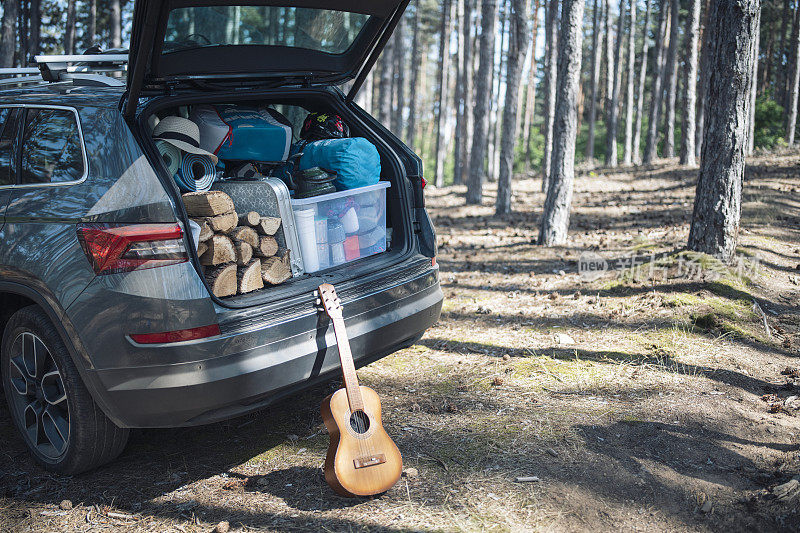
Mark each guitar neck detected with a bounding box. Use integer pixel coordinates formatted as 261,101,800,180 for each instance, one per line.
330,315,364,412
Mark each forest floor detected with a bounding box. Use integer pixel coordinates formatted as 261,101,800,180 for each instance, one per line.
2,152,800,532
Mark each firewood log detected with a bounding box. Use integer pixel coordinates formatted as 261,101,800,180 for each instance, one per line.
205,211,238,234
206,263,237,297
256,216,282,236
230,226,259,249
182,191,234,217
192,219,214,242
239,211,261,227
235,241,253,266
238,259,264,294
254,235,278,258
200,234,236,265
197,241,209,257
261,253,292,285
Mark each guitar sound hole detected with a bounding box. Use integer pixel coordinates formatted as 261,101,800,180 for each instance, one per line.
349,411,371,434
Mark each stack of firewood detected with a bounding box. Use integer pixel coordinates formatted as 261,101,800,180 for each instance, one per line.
182,190,292,298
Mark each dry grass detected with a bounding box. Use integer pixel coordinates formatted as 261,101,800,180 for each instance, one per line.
2,154,800,532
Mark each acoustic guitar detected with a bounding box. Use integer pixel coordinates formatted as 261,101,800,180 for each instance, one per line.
317,283,402,497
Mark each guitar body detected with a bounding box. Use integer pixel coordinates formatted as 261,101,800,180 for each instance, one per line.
321,386,402,497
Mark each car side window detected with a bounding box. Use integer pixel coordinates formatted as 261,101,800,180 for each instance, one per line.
0,108,20,186
20,108,85,184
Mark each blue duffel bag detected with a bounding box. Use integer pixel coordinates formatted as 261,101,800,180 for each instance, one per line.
298,137,381,191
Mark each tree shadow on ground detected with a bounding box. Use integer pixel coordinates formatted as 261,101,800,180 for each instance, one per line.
418,337,794,398
437,306,795,359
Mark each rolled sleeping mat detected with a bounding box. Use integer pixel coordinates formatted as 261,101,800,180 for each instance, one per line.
175,153,216,193
155,140,181,177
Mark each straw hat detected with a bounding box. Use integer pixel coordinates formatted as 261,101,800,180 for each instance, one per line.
153,116,218,164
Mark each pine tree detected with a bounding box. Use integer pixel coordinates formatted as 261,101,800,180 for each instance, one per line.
603,0,616,166
406,5,422,152
662,0,679,159
688,0,760,261
466,0,499,204
435,0,453,187
454,0,475,185
622,0,637,166
680,0,701,166
541,0,559,192
522,0,541,166
111,0,122,48
0,0,18,67
644,0,670,164
496,0,531,215
538,0,585,246
586,0,603,162
633,0,653,164
606,0,624,167
787,5,800,145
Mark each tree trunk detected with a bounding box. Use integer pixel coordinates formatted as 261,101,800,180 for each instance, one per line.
111,0,122,48
747,6,760,155
541,0,559,192
28,0,40,56
434,0,453,187
496,0,531,215
622,0,637,165
378,35,394,126
455,0,475,185
586,0,603,163
391,17,405,138
680,0,701,166
0,0,18,67
64,0,77,54
466,0,499,203
17,0,27,63
662,0,679,159
603,0,615,166
696,0,712,160
778,0,791,106
643,0,669,165
633,0,652,165
489,1,508,182
406,4,421,151
606,0,624,167
538,0,585,246
522,0,541,167
87,0,97,48
787,5,800,145
688,0,759,262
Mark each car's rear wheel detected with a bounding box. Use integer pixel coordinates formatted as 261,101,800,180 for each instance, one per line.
2,305,129,474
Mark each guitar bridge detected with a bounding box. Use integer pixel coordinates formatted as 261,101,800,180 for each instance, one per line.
353,454,386,469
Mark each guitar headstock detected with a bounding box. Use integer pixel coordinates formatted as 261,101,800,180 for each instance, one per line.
316,283,343,320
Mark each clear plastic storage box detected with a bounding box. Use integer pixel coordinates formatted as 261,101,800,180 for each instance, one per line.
291,182,390,273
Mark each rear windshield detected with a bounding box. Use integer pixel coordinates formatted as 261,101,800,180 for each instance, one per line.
163,6,370,55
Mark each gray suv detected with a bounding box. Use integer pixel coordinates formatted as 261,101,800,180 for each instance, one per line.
0,0,441,474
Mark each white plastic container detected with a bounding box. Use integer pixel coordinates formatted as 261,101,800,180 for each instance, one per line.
291,182,390,272
293,208,319,273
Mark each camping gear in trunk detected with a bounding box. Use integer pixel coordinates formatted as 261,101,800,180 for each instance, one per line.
190,105,293,163
298,137,381,191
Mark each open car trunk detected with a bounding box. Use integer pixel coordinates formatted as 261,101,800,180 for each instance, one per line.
138,88,415,308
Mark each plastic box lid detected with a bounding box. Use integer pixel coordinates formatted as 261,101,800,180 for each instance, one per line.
290,181,390,206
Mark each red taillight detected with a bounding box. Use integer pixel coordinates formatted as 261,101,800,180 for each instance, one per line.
432,257,437,267
421,176,427,189
77,223,188,275
130,324,221,344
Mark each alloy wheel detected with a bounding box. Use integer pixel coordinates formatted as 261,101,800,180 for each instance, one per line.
7,332,70,460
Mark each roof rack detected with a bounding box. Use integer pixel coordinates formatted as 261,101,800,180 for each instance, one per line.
0,54,128,88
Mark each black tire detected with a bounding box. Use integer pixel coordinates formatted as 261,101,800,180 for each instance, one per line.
1,305,129,474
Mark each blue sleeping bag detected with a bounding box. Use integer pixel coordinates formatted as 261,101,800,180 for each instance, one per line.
298,137,381,191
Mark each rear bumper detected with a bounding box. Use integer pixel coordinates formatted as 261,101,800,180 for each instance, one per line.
84,263,441,427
